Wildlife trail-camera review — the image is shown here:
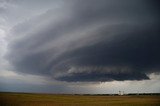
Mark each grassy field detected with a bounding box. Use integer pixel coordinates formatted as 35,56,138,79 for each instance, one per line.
0,92,160,106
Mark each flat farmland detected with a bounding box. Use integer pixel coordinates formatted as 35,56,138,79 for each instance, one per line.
0,92,160,106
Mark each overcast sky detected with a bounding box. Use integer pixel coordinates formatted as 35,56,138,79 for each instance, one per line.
0,0,160,94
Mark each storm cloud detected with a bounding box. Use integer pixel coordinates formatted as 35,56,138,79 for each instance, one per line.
6,0,160,82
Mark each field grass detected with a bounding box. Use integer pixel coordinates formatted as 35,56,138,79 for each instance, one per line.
0,92,160,106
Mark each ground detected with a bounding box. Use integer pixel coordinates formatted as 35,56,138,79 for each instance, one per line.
0,92,160,106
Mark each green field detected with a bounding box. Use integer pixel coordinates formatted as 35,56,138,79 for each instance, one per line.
0,92,160,106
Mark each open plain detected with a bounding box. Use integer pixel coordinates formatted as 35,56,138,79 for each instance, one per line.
0,92,160,106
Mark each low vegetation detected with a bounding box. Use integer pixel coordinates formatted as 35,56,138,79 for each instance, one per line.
0,92,160,106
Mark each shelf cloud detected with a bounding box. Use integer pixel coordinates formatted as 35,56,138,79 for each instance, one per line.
5,0,160,82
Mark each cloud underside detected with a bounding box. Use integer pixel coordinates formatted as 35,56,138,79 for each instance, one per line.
6,0,160,82
56,66,150,82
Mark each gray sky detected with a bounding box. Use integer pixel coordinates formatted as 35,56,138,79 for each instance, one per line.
0,0,160,94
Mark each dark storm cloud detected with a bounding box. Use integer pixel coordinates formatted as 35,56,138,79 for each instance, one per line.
56,66,150,82
6,0,160,82
55,24,160,81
